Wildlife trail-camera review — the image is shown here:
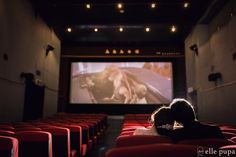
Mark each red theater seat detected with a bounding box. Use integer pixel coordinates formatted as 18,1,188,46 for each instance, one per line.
0,130,15,136
41,126,72,157
223,132,236,139
56,125,82,157
14,124,34,128
106,144,200,157
0,136,18,157
220,145,236,149
231,137,236,143
120,131,135,136
220,128,236,134
116,135,172,147
178,139,235,149
15,131,53,157
0,125,14,131
14,127,41,132
219,145,236,157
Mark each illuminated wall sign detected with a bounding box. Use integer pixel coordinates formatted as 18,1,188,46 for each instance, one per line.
103,48,181,56
104,49,141,55
61,47,184,58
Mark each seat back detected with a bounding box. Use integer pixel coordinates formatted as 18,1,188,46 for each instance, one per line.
0,136,18,157
56,125,82,157
42,126,71,157
15,131,52,157
231,136,236,143
106,144,201,157
0,130,15,136
222,132,236,139
14,127,41,132
179,138,235,149
220,145,236,149
0,125,14,131
116,135,172,147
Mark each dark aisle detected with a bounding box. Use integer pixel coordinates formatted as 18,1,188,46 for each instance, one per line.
86,116,124,157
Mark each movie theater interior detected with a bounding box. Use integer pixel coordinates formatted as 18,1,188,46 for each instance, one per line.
0,0,236,157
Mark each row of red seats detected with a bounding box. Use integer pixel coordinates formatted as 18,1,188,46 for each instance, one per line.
0,113,107,157
106,114,236,157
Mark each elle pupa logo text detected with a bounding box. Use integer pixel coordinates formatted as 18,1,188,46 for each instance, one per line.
197,147,236,157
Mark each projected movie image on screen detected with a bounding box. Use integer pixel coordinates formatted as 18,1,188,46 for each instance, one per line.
70,62,173,104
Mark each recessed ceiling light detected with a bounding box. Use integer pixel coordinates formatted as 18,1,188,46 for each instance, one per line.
183,2,189,8
170,25,177,33
94,28,98,32
117,3,123,9
151,3,156,9
119,27,124,32
86,4,91,9
145,27,150,32
67,27,72,32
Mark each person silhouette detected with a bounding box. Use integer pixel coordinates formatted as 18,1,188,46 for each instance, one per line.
133,107,174,136
158,98,225,142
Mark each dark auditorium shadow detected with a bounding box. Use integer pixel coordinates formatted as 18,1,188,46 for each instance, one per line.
86,116,123,157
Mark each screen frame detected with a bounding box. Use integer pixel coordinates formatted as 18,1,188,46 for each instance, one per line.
68,58,174,106
58,56,186,115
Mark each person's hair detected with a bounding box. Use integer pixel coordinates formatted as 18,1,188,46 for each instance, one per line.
150,107,174,132
170,98,196,125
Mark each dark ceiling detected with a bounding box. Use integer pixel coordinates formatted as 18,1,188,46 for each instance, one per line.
30,0,228,46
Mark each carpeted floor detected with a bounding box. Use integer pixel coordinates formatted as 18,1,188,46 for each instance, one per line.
86,116,124,157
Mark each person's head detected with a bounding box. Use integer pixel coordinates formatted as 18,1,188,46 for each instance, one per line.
170,98,196,125
134,84,147,98
150,107,174,130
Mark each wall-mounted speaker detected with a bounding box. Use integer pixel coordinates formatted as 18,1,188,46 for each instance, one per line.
208,73,222,82
189,44,198,56
233,52,236,60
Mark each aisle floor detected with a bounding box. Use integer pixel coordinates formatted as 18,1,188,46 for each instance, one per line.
87,116,124,157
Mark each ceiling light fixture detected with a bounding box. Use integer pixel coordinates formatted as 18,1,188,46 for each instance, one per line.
183,2,189,8
86,4,91,9
151,3,156,9
119,27,124,32
145,27,150,32
117,3,123,9
67,27,72,32
94,28,98,32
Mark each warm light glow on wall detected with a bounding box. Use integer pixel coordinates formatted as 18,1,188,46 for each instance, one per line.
135,49,140,54
119,9,125,13
170,25,177,33
104,49,142,55
112,49,117,54
105,49,110,54
120,49,124,54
